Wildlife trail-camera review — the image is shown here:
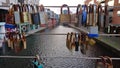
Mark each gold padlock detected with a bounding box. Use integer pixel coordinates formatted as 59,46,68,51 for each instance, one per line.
22,33,27,49
88,38,96,46
7,37,11,47
71,32,76,51
66,32,71,50
22,4,29,23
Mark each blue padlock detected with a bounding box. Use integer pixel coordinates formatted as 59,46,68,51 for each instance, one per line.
32,58,43,68
88,26,99,38
38,64,43,68
88,34,99,38
5,24,16,29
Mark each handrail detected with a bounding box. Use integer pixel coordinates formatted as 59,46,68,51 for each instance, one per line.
0,56,120,60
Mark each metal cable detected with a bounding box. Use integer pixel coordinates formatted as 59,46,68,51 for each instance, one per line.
1,32,120,36
0,5,120,8
0,56,120,60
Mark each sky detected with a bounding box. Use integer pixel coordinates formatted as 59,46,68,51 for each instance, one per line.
39,0,85,14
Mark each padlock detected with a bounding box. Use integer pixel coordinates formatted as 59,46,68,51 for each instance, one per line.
5,6,15,24
105,56,113,68
60,4,71,24
116,26,120,34
10,33,14,49
32,57,44,68
85,34,89,50
70,32,75,51
15,34,21,53
66,32,70,50
82,5,87,26
17,34,23,50
89,4,93,26
98,5,104,31
7,34,11,47
80,33,87,54
69,32,74,51
95,56,107,68
80,43,86,54
104,5,109,29
27,4,33,24
76,4,82,27
13,4,21,24
85,5,89,26
88,38,96,46
21,25,27,33
93,4,98,26
88,26,99,38
13,33,17,53
22,4,29,23
39,4,48,27
110,25,116,34
105,25,110,34
22,33,26,49
7,39,11,47
69,32,73,51
75,32,79,51
31,5,40,25
78,32,81,45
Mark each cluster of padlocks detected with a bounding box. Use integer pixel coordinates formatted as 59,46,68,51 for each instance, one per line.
4,31,26,53
105,25,120,34
66,32,96,54
6,4,48,34
2,3,59,35
60,4,120,35
96,56,113,68
0,3,59,53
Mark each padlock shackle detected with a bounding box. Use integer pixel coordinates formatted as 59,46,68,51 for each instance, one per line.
27,4,31,13
105,4,108,15
98,4,103,13
8,3,14,14
30,5,35,13
13,4,19,11
89,4,94,13
82,5,88,13
70,32,73,42
105,56,113,65
81,33,87,42
76,4,82,15
67,33,70,40
99,56,107,67
60,4,70,14
22,4,29,12
33,5,38,13
39,4,45,12
36,5,39,12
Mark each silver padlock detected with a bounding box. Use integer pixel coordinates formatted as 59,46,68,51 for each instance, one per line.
88,26,98,34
